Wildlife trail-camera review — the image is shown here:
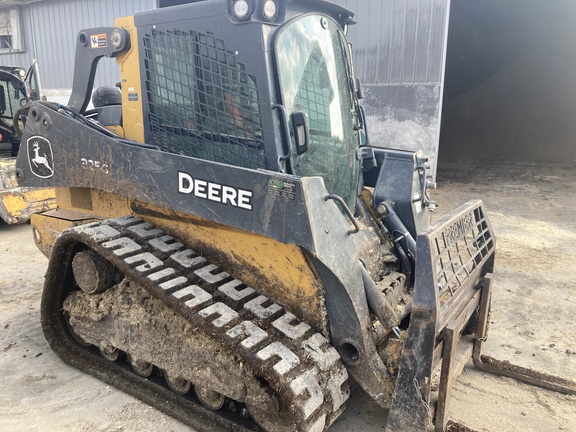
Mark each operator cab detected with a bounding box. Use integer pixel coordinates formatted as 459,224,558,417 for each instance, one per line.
0,63,42,156
132,0,364,211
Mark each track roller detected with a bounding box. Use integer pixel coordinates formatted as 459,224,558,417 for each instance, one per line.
128,355,154,378
164,371,191,395
196,386,226,411
99,344,120,362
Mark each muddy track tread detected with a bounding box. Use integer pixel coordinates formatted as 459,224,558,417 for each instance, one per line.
47,216,350,432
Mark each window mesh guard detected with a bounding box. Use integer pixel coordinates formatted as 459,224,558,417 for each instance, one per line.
144,29,265,169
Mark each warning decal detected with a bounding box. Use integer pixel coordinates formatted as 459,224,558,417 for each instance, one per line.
90,34,107,48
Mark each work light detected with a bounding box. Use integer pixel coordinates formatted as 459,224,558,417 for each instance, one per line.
263,0,277,19
233,0,251,19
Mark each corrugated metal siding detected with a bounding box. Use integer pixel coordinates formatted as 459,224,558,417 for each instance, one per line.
333,0,450,85
0,0,156,89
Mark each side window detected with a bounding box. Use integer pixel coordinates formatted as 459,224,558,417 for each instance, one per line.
0,8,24,53
144,29,265,170
0,79,24,120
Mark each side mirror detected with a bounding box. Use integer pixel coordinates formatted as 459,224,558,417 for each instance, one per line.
291,110,310,155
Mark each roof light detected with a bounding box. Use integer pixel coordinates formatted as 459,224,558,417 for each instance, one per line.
234,0,250,19
263,0,277,19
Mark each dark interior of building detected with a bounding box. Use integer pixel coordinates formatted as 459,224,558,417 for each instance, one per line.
440,0,576,165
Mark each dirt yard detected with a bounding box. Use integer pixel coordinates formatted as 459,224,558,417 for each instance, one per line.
434,161,576,431
0,161,575,431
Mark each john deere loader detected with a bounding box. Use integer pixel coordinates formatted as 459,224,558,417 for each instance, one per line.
14,1,504,430
0,62,55,224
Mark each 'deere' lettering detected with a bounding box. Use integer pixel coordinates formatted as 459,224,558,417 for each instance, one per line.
178,172,253,211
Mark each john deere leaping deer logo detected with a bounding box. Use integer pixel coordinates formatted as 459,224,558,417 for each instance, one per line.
27,136,54,178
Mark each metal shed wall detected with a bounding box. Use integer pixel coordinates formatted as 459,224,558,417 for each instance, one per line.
333,0,451,175
0,0,155,89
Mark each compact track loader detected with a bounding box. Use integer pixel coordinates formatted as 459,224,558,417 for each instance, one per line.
0,63,55,224
14,1,508,430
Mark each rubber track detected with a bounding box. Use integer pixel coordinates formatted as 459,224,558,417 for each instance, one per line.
49,216,350,432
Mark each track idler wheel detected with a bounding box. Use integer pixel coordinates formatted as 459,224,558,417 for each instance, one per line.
164,371,191,395
196,386,225,411
72,249,119,294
